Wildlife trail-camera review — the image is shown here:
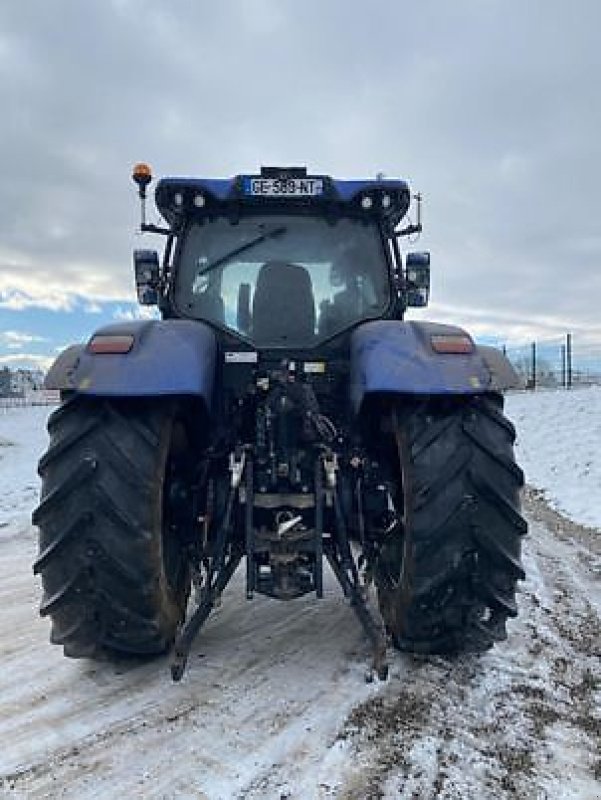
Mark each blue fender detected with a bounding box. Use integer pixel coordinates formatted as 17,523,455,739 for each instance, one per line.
45,320,217,408
350,320,509,414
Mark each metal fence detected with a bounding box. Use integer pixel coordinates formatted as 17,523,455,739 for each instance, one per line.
0,392,59,410
502,334,601,389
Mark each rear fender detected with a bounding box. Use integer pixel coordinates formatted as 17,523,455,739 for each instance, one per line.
476,344,523,391
350,320,519,414
45,320,217,409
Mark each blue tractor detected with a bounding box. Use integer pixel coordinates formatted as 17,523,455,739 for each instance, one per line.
33,165,526,680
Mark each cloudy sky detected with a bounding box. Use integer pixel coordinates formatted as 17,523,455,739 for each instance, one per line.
1,0,600,369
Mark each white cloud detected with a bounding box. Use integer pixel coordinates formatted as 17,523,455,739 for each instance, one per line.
112,305,158,322
411,302,601,347
0,246,136,308
0,352,54,370
0,0,600,345
0,289,75,312
1,330,47,349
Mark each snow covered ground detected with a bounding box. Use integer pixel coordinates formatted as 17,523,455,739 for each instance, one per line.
0,393,599,799
0,405,49,530
506,386,601,529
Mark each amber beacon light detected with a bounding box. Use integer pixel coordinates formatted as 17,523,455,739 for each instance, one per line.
132,162,153,198
132,162,153,228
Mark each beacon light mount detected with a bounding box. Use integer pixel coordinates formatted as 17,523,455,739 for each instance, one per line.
131,162,170,235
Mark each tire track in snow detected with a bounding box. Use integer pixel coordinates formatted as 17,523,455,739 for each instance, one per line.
0,492,600,799
332,491,600,799
0,533,376,799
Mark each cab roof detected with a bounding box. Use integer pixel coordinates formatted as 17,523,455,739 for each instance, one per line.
155,167,411,228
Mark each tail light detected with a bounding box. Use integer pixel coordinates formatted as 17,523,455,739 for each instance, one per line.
430,334,474,355
88,335,134,354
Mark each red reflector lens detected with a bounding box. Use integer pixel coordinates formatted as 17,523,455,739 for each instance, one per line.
88,335,134,354
431,335,474,354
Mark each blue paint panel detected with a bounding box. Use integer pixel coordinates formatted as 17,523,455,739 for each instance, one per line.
350,320,492,413
158,176,410,201
200,179,237,199
331,178,409,201
46,320,217,407
156,175,411,213
157,177,236,201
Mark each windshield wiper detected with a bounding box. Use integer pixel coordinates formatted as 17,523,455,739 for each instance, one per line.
196,225,287,276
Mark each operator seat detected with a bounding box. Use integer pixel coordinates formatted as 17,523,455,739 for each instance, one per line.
252,261,316,345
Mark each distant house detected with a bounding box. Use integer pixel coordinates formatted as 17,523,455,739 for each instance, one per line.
11,368,45,396
0,367,46,398
0,367,11,397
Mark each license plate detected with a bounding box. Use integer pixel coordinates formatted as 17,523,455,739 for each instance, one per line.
243,177,324,197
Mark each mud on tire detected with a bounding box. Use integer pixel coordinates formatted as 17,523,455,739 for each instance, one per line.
33,397,190,658
376,393,527,654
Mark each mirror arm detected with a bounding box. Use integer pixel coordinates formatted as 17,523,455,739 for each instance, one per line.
396,192,423,238
396,222,422,238
141,223,171,236
389,233,407,317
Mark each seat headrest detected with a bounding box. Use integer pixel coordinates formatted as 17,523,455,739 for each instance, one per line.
252,261,316,345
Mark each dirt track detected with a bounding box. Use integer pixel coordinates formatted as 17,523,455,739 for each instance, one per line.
0,489,599,800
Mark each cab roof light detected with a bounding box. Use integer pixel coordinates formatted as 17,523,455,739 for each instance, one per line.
430,334,474,355
88,334,134,355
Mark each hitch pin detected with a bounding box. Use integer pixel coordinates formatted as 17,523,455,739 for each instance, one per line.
323,452,338,489
229,450,246,489
277,515,302,537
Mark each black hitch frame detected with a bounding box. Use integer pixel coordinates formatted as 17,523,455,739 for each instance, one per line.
170,451,388,682
318,454,388,681
171,486,242,681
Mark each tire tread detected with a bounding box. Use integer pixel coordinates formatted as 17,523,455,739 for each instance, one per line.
376,394,527,654
33,397,188,658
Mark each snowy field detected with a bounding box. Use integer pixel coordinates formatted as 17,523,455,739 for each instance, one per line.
0,392,599,799
506,387,601,529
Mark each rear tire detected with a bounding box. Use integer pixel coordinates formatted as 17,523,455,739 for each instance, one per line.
375,394,527,654
33,397,190,658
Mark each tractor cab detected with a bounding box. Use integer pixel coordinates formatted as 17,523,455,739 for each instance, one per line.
132,165,430,348
174,213,391,347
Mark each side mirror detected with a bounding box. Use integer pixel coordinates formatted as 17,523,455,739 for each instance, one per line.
133,249,160,305
405,251,430,307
